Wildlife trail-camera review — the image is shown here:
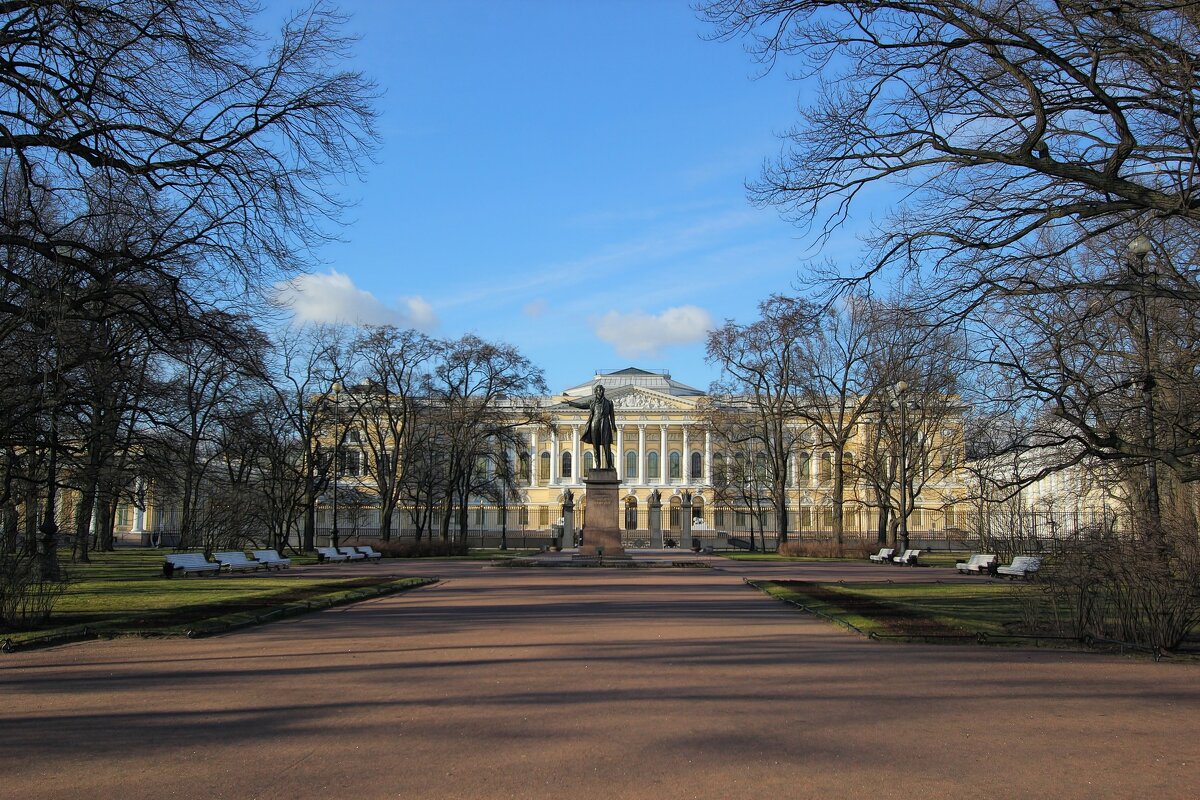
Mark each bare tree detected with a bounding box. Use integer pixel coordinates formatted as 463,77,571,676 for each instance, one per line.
707,295,818,545
703,1,1200,485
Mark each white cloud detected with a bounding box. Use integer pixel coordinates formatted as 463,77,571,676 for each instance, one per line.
593,305,714,358
275,270,438,331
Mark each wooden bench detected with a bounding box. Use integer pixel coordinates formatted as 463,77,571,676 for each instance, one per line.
215,551,265,573
997,556,1042,579
251,549,291,570
164,553,221,577
338,546,367,561
355,546,383,561
316,546,349,563
955,553,997,574
869,548,895,563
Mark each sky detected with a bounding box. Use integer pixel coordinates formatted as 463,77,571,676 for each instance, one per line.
269,1,872,393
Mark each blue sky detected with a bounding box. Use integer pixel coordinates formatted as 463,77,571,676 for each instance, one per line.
271,1,870,393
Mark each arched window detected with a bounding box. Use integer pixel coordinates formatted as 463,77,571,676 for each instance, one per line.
624,497,638,530
797,452,811,479
713,452,727,484
690,451,702,479
347,429,362,444
669,451,681,480
648,451,660,479
519,452,531,482
625,450,638,479
540,451,551,481
669,497,681,530
755,452,767,480
820,452,833,480
583,451,594,477
561,451,572,479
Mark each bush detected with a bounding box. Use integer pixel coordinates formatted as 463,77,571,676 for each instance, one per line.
777,538,877,559
1014,522,1200,653
0,554,69,630
349,538,468,558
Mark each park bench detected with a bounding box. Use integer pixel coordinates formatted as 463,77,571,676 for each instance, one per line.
316,546,350,563
163,552,221,577
337,546,367,561
355,545,383,561
869,548,895,563
728,537,752,550
955,553,998,575
215,551,265,573
894,549,921,566
997,556,1042,579
251,549,291,570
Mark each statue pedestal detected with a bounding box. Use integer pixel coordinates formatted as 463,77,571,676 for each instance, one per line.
580,468,624,557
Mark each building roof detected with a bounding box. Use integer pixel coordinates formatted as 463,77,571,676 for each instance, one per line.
560,368,706,398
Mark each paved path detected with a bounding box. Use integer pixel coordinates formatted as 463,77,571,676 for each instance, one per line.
2,558,1198,799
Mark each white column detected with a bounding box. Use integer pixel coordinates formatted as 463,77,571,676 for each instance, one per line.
682,424,691,484
572,424,581,484
810,448,819,487
792,447,801,489
616,425,625,479
704,429,712,485
659,425,668,485
550,428,559,486
528,430,538,487
638,424,646,486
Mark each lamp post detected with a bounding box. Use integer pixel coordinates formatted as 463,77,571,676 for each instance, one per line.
891,380,910,554
1127,234,1160,526
331,379,343,548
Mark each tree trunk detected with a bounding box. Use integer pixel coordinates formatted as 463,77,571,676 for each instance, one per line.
2,504,17,554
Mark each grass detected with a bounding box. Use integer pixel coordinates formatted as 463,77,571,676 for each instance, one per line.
1,549,434,650
752,579,1027,642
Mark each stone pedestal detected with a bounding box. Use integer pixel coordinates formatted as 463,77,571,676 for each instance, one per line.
580,468,624,556
680,493,693,551
561,491,576,549
647,490,663,548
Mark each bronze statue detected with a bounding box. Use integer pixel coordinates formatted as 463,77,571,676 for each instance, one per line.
567,384,617,471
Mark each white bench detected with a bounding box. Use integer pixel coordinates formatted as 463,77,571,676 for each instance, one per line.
997,556,1042,579
955,553,997,574
251,549,291,569
338,546,367,561
355,546,383,561
894,549,921,566
869,548,895,563
164,553,221,577
317,546,349,563
215,551,265,572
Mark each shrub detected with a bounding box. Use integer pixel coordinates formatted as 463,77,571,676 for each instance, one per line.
0,554,69,629
348,538,468,558
777,538,877,559
1014,522,1200,653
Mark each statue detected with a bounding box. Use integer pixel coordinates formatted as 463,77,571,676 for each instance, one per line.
567,383,617,471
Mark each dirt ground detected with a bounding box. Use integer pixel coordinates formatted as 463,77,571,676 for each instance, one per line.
2,556,1197,799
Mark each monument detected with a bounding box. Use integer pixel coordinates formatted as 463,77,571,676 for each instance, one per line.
566,384,625,557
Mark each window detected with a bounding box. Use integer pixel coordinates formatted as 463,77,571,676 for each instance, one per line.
338,449,362,476
715,510,725,527
519,453,531,482
583,451,594,477
669,501,681,530
669,451,681,480
798,452,811,479
624,498,638,530
690,451,702,478
648,451,660,479
820,452,833,480
561,451,572,479
540,452,551,481
347,429,361,444
625,450,637,479
755,453,767,480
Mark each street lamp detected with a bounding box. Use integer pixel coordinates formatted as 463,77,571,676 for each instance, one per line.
891,380,910,554
1127,234,1160,525
331,379,343,548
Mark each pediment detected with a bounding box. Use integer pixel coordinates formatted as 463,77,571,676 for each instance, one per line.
607,386,697,412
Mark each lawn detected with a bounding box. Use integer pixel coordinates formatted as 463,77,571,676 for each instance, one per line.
1,549,434,650
751,579,1027,641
